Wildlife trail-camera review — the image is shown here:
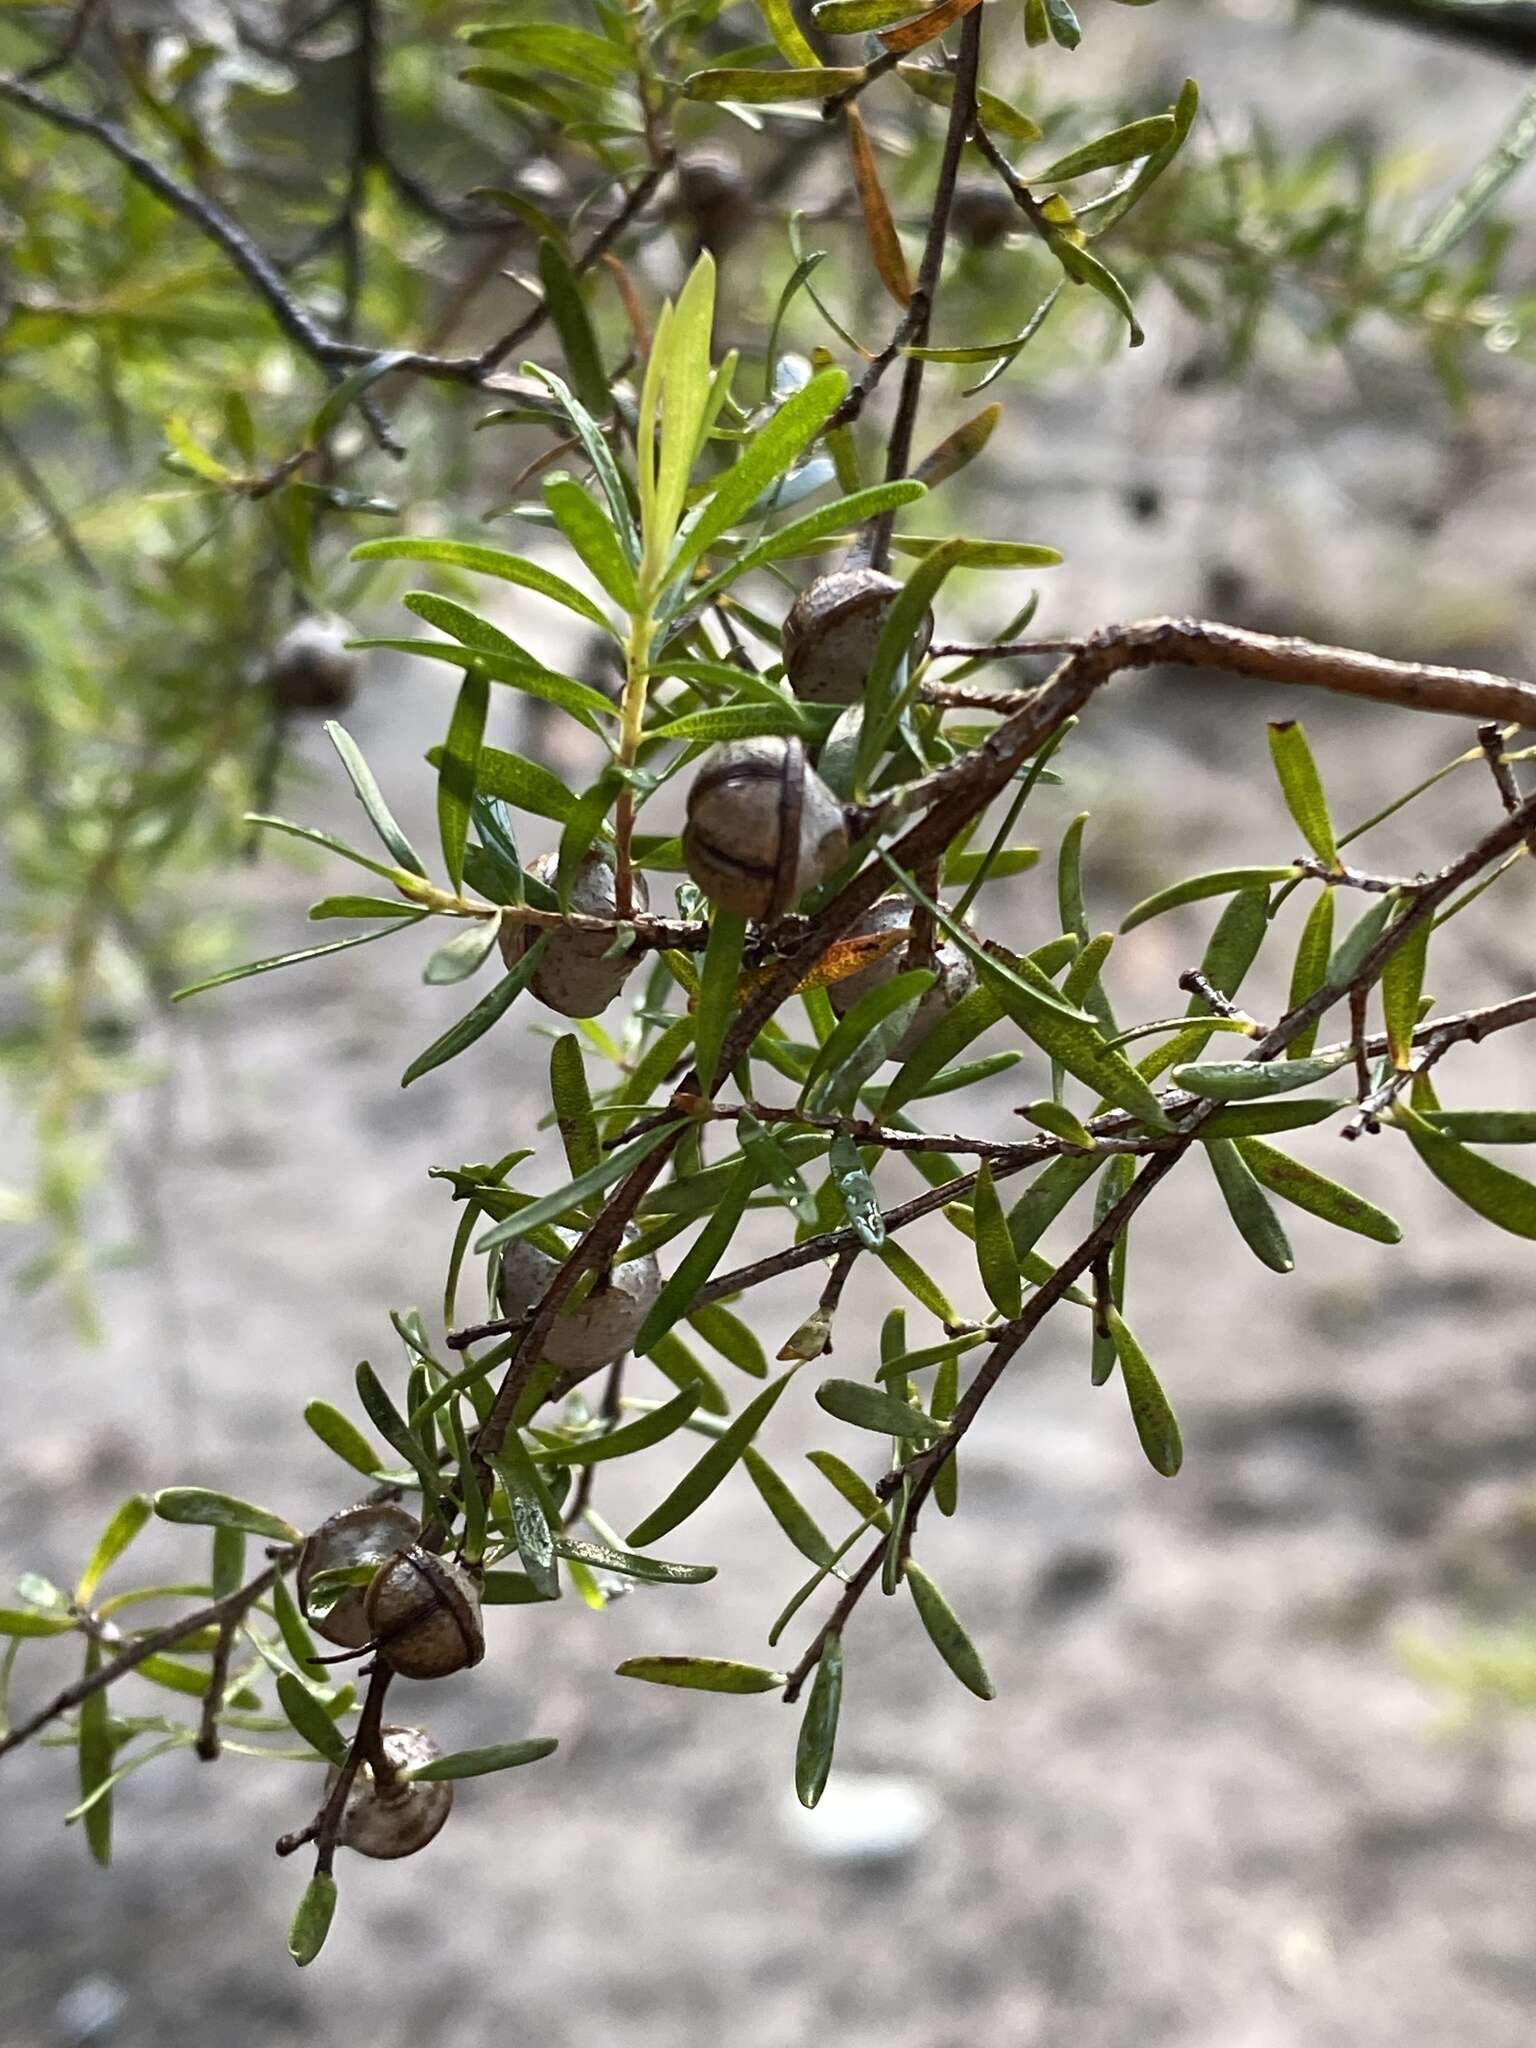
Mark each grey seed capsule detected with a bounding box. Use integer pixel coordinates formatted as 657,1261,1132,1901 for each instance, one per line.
297,1502,421,1650
268,615,359,712
683,736,850,920
781,569,933,707
498,1223,661,1383
829,896,977,1062
330,1725,453,1860
500,848,647,1019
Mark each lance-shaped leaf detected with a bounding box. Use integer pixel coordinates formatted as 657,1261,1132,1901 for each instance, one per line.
905,1562,996,1699
475,1119,681,1253
1382,912,1431,1072
351,538,609,629
436,669,488,894
815,1378,941,1441
276,1672,350,1768
402,935,550,1087
1007,1150,1101,1258
1033,117,1177,184
828,1133,884,1249
681,66,864,104
1395,1101,1536,1241
549,1034,600,1179
436,743,575,824
78,1643,112,1865
172,915,423,1002
737,1111,817,1226
881,983,1003,1120
1326,892,1399,987
795,1634,843,1808
1205,1138,1295,1273
544,473,640,611
552,1538,716,1587
1422,1111,1536,1144
423,919,500,987
537,1385,701,1468
1173,1050,1351,1101
288,1875,338,1968
616,1655,782,1693
408,1738,559,1779
742,1447,835,1566
492,1435,561,1601
628,1368,799,1547
758,0,818,63
1051,236,1142,345
1286,889,1336,1059
324,723,426,878
1122,865,1298,932
803,969,934,1113
1197,1099,1342,1138
76,1495,153,1605
689,1300,769,1379
876,1238,959,1324
154,1488,301,1544
972,1161,1022,1319
1235,1138,1402,1244
897,63,1041,141
637,1163,758,1355
1107,1307,1182,1477
1267,720,1336,864
537,239,609,420
914,404,1001,491
694,910,748,1097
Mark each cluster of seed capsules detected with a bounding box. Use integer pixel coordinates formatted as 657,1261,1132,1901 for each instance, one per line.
294,568,979,1857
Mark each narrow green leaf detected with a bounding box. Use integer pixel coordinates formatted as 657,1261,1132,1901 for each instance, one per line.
1051,235,1141,344
301,1400,383,1479
905,1562,995,1699
543,473,640,611
795,1634,842,1807
288,1875,338,1968
875,1238,959,1324
742,1448,834,1566
172,917,422,1002
1205,1138,1295,1273
1267,721,1336,863
0,1610,75,1637
324,723,427,878
881,983,1002,1120
437,669,489,894
806,1450,891,1530
1286,890,1336,1059
401,936,550,1088
804,969,935,1112
1410,76,1536,264
1174,1051,1351,1101
1422,1111,1536,1144
309,894,423,922
627,1368,799,1547
682,66,864,105
1382,913,1431,1071
551,1538,715,1586
688,1301,769,1380
1396,1101,1536,1240
351,537,608,628
737,1111,817,1225
615,1655,782,1693
549,1035,600,1179
276,1673,350,1768
1235,1138,1402,1245
1107,1307,1182,1477
688,481,926,608
1121,866,1298,932
537,239,609,419
695,911,748,1097
354,1361,438,1501
408,1737,559,1780
972,1161,1022,1319
76,1495,153,1604
153,1488,301,1545
1007,1150,1101,1257
1033,116,1175,183
423,916,501,986
538,1386,700,1468
814,1379,940,1441
758,0,819,64
79,1643,112,1865
492,1434,561,1600
828,1133,884,1249
1326,892,1399,988
637,1165,758,1356
1197,1099,1341,1137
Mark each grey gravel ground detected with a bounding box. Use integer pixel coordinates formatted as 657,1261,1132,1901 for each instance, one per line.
5,7,1536,2045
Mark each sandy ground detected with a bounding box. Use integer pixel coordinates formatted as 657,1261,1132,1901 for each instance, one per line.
5,7,1536,2045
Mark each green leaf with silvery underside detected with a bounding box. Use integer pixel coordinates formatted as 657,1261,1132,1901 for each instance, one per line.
615,1656,782,1693
423,916,501,986
492,1435,561,1601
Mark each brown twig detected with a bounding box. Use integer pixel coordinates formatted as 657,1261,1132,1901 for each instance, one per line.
0,1562,284,1763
